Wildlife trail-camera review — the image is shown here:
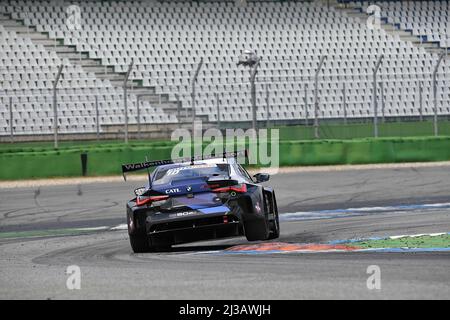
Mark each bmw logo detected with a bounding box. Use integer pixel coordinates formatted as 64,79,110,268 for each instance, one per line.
186,186,192,192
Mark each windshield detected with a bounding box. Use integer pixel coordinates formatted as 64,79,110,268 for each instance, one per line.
152,163,229,185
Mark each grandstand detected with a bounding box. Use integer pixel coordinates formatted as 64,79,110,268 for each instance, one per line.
0,0,449,140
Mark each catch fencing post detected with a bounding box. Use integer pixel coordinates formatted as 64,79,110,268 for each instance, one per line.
215,92,220,129
123,59,134,144
53,64,64,149
304,83,308,125
250,57,262,131
9,97,13,143
433,53,445,136
380,81,385,123
137,97,141,140
314,56,326,139
419,81,423,121
176,93,181,123
342,81,347,125
373,55,383,138
95,96,99,141
266,84,270,128
191,58,204,134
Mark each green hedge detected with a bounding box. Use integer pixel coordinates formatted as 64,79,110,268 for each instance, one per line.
278,137,450,166
276,121,450,140
1,136,450,180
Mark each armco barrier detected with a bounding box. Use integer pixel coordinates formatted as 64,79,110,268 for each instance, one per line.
1,137,450,180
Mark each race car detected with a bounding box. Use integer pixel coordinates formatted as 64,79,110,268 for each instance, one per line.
122,151,280,252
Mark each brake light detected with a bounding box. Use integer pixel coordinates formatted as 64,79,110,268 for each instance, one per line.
213,184,247,193
136,195,169,206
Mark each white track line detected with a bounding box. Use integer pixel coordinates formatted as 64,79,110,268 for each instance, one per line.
109,224,128,231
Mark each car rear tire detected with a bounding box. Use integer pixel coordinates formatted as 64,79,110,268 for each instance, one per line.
245,218,270,241
130,234,172,253
129,233,152,253
242,197,270,241
268,210,280,240
268,194,280,240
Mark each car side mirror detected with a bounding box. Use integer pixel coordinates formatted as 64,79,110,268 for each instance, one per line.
253,173,270,183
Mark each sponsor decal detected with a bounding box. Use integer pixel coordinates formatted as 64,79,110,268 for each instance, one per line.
165,188,181,194
186,185,193,192
122,159,175,173
166,164,215,176
170,211,197,218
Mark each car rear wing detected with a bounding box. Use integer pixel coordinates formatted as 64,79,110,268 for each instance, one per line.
121,149,248,180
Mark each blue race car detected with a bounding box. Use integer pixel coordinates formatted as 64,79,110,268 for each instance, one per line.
122,152,280,252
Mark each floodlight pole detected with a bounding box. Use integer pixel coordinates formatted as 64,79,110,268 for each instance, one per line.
380,81,385,123
433,52,445,136
176,93,181,123
95,96,99,141
215,92,220,129
9,97,13,143
266,83,270,128
304,83,308,125
123,59,134,144
314,56,326,139
191,58,204,134
250,57,261,131
373,55,383,138
136,95,143,141
53,64,64,149
342,81,347,125
419,82,423,121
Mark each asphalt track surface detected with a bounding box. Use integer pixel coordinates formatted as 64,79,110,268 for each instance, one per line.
0,165,449,299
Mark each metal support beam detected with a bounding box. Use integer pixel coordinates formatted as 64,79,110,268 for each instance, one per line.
215,92,220,129
137,98,141,140
380,81,385,123
433,53,445,136
265,84,270,128
53,64,64,149
304,84,308,125
123,59,134,144
191,58,204,134
176,93,181,123
373,55,383,138
342,81,347,125
250,57,261,131
419,82,423,121
95,96,99,141
9,97,13,143
314,56,326,139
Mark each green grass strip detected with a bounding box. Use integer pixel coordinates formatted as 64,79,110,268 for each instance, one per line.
350,234,450,249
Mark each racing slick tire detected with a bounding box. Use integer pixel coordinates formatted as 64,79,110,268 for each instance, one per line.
130,234,172,253
268,207,280,240
268,193,280,240
242,201,270,241
129,233,152,253
244,218,270,241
